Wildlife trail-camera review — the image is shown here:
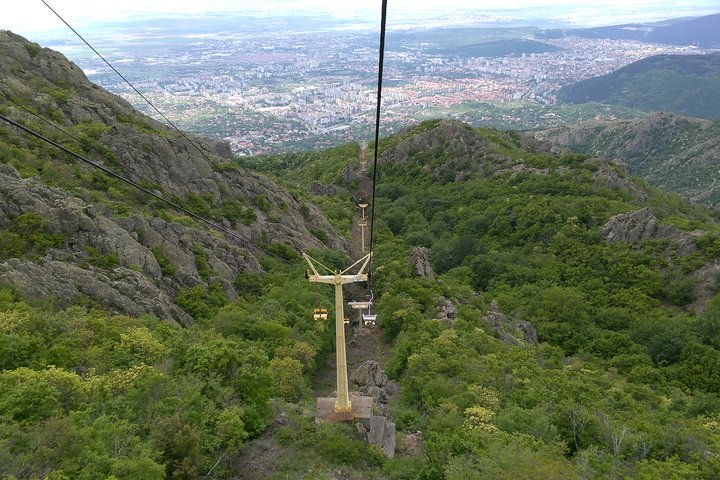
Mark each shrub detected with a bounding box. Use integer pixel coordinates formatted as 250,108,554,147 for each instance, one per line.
151,247,176,277
84,246,119,269
233,271,263,298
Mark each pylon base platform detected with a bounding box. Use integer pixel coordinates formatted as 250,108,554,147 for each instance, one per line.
316,395,373,428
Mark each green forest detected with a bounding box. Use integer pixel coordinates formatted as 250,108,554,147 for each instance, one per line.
245,120,720,478
3,100,720,478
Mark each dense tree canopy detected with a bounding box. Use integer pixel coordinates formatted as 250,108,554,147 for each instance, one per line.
3,120,720,478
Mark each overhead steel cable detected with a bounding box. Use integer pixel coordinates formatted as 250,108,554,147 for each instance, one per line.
0,90,167,189
41,0,224,172
368,0,388,281
0,112,291,264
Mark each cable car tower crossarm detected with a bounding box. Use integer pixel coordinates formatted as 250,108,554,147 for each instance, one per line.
303,251,372,413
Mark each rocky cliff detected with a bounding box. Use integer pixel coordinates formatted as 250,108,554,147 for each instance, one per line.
0,31,349,323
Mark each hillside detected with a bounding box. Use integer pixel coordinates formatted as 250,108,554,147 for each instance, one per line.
0,31,361,479
557,54,720,121
557,53,720,121
537,112,720,205
241,119,720,478
0,30,349,324
4,33,720,479
540,13,720,48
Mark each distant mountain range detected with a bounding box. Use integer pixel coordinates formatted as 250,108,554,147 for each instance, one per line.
539,13,720,48
537,112,720,205
556,53,720,121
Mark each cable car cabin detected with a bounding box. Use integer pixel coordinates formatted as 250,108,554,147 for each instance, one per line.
362,314,377,326
313,308,328,320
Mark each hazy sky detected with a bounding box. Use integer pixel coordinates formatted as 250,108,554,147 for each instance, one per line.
4,0,720,38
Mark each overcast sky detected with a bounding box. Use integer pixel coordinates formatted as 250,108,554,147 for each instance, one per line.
4,0,719,38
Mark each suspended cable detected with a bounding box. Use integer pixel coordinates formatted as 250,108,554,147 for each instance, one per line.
368,0,388,284
41,0,224,172
0,91,166,190
0,112,291,264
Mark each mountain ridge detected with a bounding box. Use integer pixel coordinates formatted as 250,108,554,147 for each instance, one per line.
537,111,720,205
539,13,720,48
557,53,720,121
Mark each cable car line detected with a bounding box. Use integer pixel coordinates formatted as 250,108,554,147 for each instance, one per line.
368,0,388,287
0,111,292,264
36,0,390,272
0,91,168,190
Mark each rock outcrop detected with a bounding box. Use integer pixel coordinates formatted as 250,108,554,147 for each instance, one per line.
310,181,337,196
601,207,701,256
409,246,434,279
482,300,539,346
351,360,390,412
437,296,458,322
0,164,265,324
350,361,397,458
0,258,190,325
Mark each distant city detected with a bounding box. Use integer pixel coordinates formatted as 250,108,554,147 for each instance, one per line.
43,16,714,154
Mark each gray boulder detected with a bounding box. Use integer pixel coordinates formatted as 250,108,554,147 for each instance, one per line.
482,300,539,346
409,246,434,279
437,296,458,321
351,360,388,389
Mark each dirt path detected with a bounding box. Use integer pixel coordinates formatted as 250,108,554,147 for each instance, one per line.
232,147,391,478
312,145,387,397
349,146,374,257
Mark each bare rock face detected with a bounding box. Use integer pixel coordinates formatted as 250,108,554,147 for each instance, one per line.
310,181,337,196
437,296,458,321
601,207,701,256
0,166,265,325
0,259,190,325
409,246,434,279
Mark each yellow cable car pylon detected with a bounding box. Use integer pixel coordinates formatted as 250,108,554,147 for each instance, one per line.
303,251,372,413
